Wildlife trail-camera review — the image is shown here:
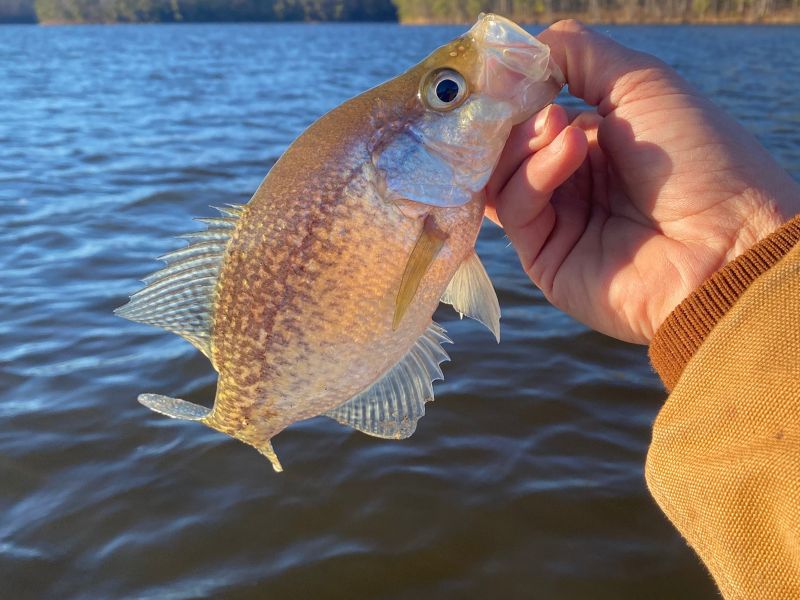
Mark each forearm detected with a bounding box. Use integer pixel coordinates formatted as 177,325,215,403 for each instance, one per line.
646,215,800,599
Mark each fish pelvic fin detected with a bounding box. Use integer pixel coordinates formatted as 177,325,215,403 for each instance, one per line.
254,440,283,473
441,249,501,342
138,393,284,473
139,393,211,420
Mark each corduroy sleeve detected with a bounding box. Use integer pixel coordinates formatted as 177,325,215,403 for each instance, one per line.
645,216,800,600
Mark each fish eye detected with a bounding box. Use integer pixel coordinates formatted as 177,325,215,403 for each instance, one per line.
423,69,468,112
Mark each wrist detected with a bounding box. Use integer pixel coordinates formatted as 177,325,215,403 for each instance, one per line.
649,214,800,390
727,186,800,263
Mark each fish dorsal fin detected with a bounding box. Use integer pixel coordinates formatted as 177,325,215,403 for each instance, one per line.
325,322,452,439
441,250,501,342
115,204,243,359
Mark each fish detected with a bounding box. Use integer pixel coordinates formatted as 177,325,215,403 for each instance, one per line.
116,13,564,472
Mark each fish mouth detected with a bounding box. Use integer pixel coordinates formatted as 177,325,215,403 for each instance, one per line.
469,13,564,121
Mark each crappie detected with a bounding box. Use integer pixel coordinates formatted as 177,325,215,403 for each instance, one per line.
117,14,564,471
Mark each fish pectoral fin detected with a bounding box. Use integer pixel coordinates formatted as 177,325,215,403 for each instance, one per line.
140,393,284,473
441,250,501,342
325,322,451,439
139,393,211,420
394,216,448,330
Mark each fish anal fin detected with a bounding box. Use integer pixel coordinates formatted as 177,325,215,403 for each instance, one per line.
325,322,452,439
441,250,501,342
394,216,448,330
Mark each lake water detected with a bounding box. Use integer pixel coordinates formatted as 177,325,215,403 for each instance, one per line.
1,22,799,599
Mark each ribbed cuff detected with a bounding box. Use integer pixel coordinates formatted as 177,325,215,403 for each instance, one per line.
649,214,800,391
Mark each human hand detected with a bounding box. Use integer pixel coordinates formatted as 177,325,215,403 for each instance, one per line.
485,20,800,344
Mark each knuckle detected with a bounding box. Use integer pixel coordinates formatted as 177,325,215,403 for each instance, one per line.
571,111,601,130
551,19,586,34
612,63,682,105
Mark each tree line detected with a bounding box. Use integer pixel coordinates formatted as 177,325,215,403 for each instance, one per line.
0,0,797,23
393,0,800,22
33,0,397,23
0,0,36,21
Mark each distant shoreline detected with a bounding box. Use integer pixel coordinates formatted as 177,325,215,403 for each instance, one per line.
398,9,800,26
12,8,800,26
400,18,800,25
4,0,799,26
27,16,800,25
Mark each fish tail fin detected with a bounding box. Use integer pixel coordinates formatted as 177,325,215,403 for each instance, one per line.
138,393,284,473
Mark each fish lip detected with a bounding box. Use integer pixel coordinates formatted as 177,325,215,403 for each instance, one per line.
470,12,535,45
469,12,549,56
549,61,566,89
467,13,565,123
470,14,563,93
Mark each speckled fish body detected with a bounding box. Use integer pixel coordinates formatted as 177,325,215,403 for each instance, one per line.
208,152,483,445
117,14,564,471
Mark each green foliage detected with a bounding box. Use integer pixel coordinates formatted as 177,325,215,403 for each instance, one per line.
0,0,36,21
33,0,397,22
391,0,800,21
692,0,711,15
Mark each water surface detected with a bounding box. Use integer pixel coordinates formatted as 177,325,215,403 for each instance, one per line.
2,22,799,599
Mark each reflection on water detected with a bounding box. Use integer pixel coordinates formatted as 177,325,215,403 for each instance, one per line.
1,22,798,599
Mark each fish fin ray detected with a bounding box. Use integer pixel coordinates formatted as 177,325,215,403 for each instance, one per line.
441,250,501,342
138,393,211,420
114,208,240,359
210,203,245,218
324,322,452,439
393,217,447,330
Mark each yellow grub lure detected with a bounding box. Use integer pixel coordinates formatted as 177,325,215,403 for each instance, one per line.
116,14,564,472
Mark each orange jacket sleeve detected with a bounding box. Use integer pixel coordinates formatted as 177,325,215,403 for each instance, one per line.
646,216,800,599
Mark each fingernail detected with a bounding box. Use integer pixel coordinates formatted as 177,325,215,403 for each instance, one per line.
533,107,550,136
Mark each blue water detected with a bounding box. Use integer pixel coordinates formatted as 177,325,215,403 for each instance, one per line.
1,22,798,599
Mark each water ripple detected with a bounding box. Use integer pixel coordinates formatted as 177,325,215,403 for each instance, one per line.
1,22,797,600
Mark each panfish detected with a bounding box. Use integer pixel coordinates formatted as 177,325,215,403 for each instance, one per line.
117,14,564,471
